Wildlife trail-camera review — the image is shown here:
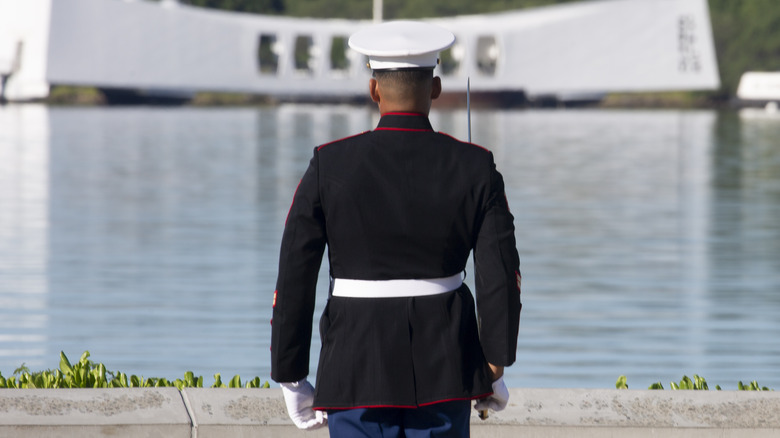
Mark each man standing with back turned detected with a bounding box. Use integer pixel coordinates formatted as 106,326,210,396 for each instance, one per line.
271,21,522,437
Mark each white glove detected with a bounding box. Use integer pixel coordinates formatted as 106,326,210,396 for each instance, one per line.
280,379,328,430
474,376,510,412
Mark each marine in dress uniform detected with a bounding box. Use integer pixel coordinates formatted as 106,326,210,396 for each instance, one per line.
270,21,522,437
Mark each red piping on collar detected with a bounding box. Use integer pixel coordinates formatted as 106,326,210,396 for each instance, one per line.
381,111,426,116
375,127,432,132
377,112,433,132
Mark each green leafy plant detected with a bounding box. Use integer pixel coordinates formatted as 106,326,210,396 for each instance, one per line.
617,374,773,391
0,351,270,390
738,380,772,391
670,375,713,390
647,382,665,390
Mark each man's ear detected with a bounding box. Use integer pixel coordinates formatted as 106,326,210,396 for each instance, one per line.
431,76,442,100
369,78,381,103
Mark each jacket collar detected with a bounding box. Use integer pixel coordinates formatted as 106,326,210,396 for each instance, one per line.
376,112,434,132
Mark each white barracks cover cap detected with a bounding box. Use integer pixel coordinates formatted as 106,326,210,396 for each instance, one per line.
348,21,455,71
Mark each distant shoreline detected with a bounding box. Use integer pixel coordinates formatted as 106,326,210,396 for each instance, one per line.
8,85,744,110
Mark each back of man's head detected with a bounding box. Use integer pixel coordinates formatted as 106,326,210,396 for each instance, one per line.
373,69,435,109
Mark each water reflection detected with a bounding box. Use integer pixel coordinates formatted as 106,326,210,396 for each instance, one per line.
0,105,49,367
0,104,778,389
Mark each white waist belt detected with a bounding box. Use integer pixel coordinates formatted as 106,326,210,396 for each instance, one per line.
332,274,463,298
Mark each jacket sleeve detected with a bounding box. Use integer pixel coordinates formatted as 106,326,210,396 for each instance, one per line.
473,154,522,367
271,148,327,383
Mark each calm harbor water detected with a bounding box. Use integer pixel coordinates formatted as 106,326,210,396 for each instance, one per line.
1,103,779,390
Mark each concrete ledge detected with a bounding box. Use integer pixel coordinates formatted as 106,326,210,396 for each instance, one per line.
2,388,779,437
0,387,190,437
479,388,780,438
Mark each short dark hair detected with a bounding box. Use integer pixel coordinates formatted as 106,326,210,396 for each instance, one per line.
373,69,434,98
373,68,433,82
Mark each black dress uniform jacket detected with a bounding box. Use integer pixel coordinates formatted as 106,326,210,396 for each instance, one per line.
271,112,521,409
